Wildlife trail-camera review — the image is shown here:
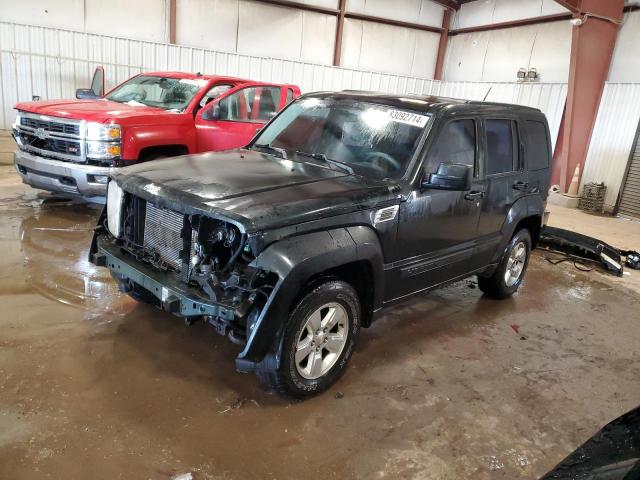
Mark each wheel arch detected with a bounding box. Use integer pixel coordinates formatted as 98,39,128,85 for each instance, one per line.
236,226,384,373
138,144,189,161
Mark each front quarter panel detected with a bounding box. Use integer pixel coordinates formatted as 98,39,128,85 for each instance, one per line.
236,226,385,372
121,119,196,161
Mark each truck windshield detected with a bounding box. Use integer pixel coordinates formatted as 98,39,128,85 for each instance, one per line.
105,75,206,111
252,97,430,180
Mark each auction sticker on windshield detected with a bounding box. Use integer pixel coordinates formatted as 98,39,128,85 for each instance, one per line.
388,110,429,128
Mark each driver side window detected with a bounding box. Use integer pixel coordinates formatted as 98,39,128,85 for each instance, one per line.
425,119,477,176
199,84,233,107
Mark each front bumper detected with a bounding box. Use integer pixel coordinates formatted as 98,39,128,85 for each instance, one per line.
14,149,112,202
91,233,235,320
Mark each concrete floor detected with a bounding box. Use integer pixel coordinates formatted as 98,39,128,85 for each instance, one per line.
0,130,14,165
1,166,640,480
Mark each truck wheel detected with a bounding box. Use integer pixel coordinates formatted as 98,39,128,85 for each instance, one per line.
478,229,532,299
257,280,360,397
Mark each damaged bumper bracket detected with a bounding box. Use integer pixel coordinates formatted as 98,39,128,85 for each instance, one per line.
93,237,235,320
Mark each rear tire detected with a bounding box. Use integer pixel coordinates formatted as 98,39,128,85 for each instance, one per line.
478,229,532,299
257,280,360,397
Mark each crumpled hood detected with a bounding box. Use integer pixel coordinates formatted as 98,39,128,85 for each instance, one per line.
15,99,174,123
113,150,400,232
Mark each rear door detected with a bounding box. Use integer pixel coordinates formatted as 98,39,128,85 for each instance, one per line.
473,117,529,268
195,84,282,152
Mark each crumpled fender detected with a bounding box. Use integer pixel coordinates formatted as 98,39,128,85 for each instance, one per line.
235,225,384,372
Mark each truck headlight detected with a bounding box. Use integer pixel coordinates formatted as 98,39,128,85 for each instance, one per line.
86,122,121,140
12,113,22,130
107,181,124,238
87,140,121,159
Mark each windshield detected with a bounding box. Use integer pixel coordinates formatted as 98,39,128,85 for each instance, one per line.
252,97,430,180
106,75,206,111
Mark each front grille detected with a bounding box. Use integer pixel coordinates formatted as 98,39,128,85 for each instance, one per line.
21,116,80,136
15,112,84,162
143,203,185,270
20,131,82,157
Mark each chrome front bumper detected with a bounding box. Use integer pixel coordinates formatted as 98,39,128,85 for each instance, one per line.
14,149,112,202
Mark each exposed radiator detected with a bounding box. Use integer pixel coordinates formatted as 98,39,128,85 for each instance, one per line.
143,203,186,270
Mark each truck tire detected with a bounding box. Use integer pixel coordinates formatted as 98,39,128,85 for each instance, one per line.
257,280,360,397
478,229,532,299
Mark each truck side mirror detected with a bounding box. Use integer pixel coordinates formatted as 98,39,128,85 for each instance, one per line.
422,163,472,191
76,88,100,99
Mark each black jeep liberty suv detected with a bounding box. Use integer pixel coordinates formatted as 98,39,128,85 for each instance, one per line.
90,92,552,396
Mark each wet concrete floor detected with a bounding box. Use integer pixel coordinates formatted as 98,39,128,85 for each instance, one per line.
1,167,639,479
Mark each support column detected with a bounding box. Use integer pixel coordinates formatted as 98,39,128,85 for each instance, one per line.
169,0,177,44
333,0,347,66
552,0,624,190
434,9,452,80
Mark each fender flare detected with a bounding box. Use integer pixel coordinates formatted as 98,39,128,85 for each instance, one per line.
235,225,384,372
491,195,545,264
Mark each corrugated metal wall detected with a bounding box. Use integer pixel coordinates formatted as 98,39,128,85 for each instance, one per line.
0,21,567,150
580,83,640,210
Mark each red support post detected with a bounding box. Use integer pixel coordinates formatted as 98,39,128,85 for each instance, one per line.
434,9,452,80
552,0,624,191
333,0,347,66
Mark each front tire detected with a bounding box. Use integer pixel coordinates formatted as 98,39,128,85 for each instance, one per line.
257,280,360,397
478,229,532,299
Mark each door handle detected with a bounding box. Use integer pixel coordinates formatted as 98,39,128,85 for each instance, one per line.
512,181,529,191
464,191,485,201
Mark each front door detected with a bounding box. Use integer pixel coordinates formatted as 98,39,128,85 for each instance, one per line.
195,85,283,152
387,118,484,301
473,118,529,268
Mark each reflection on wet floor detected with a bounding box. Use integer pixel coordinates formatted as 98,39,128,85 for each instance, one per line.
1,177,640,480
17,196,134,319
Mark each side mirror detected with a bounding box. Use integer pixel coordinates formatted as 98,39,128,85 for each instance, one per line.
202,104,220,121
76,88,100,100
422,163,472,191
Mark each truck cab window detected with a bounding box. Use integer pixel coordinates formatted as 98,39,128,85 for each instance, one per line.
199,84,233,107
486,119,518,175
426,119,476,175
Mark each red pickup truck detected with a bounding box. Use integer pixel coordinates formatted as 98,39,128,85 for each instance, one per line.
12,68,300,201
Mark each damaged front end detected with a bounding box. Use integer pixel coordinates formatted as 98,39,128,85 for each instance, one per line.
90,191,278,346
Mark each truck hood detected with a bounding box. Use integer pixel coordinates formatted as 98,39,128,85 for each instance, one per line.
15,99,176,123
112,150,400,232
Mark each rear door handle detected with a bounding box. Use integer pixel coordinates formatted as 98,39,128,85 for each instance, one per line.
464,191,485,201
513,181,529,191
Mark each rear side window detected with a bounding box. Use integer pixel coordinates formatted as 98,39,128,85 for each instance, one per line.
525,121,550,170
486,119,518,175
286,88,295,104
427,119,476,174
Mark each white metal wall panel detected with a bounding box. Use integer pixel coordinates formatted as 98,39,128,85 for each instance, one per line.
236,2,336,64
453,0,568,29
581,83,640,210
609,11,640,83
341,18,440,78
0,0,85,31
444,21,572,83
176,0,239,53
0,21,567,153
346,0,444,28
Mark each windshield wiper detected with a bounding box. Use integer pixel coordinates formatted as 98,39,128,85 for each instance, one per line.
295,151,354,175
253,143,288,160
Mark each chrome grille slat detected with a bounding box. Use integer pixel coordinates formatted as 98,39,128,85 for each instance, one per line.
21,117,80,136
15,112,85,162
143,203,185,270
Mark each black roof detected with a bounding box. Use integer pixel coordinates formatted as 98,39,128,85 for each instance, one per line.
304,90,542,114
